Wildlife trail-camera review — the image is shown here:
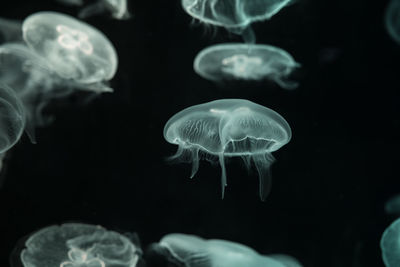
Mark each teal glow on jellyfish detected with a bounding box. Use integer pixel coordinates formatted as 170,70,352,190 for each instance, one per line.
182,0,292,43
385,0,400,44
385,194,400,215
0,17,22,44
0,83,25,170
79,0,131,20
194,43,300,89
381,218,400,266
22,11,118,91
155,233,302,267
20,223,140,267
164,99,291,200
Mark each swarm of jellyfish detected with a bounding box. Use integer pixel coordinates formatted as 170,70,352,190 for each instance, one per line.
20,223,141,267
149,233,303,267
194,43,300,89
164,99,291,200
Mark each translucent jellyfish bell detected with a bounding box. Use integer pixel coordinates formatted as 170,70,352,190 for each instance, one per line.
182,0,292,42
381,218,400,266
194,43,300,89
22,11,118,89
164,99,291,200
79,0,131,20
154,233,302,267
20,223,140,267
385,0,400,44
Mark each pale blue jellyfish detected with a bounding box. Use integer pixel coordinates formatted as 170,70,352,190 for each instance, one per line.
164,99,291,200
79,0,131,20
182,0,293,43
20,223,140,267
153,233,302,267
194,43,300,89
0,83,25,170
385,0,400,44
0,17,22,44
56,0,84,6
381,218,400,266
22,11,118,91
385,194,400,215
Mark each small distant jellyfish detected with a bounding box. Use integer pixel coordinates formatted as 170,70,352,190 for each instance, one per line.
20,223,141,267
0,17,23,44
79,0,131,20
150,233,302,267
0,83,25,170
381,218,400,266
385,0,400,44
385,194,400,215
22,11,118,91
182,0,292,43
56,0,84,6
194,43,300,89
164,99,291,200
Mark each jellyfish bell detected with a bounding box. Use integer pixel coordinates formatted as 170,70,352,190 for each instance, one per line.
22,11,118,88
153,233,301,267
164,99,291,200
194,43,300,89
79,0,131,20
19,223,141,267
381,218,400,267
385,0,400,44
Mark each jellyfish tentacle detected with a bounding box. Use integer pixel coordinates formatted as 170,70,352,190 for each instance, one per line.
190,148,200,178
253,153,275,201
241,26,256,44
219,153,227,199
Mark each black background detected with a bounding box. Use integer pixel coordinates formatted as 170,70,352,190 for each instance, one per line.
0,0,399,266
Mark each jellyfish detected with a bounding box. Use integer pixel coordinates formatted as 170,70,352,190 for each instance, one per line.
56,0,84,6
0,17,23,44
385,0,400,44
381,218,400,266
22,11,118,91
0,83,25,170
194,43,300,89
19,223,141,267
78,0,131,20
164,99,291,200
149,233,302,267
182,0,292,43
385,194,400,215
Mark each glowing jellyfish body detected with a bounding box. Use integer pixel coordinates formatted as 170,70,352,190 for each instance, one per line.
22,12,118,90
79,0,131,20
381,218,400,266
385,194,400,215
164,99,291,200
20,223,140,267
156,233,302,267
194,43,300,89
385,0,400,44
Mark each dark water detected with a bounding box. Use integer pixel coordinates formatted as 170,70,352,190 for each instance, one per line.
0,0,398,266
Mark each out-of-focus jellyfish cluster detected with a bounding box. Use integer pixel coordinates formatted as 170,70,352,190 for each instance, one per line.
149,233,303,267
164,99,291,200
385,0,400,44
0,11,118,168
182,0,299,88
19,223,141,267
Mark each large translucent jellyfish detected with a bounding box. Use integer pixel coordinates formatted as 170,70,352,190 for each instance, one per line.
194,43,300,89
0,83,25,170
385,0,400,44
22,11,118,91
20,223,141,267
149,233,302,267
381,218,400,266
182,0,292,43
164,99,291,200
79,0,131,20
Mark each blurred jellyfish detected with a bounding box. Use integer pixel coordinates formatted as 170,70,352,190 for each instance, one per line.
56,0,84,6
164,99,291,200
381,218,400,266
0,83,25,170
0,17,23,44
149,233,302,267
194,43,300,89
19,223,141,267
385,0,400,44
79,0,131,20
385,194,400,215
182,0,292,43
22,11,118,91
